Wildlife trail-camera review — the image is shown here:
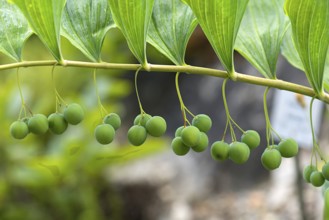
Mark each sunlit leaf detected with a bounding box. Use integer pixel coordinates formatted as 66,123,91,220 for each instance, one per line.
184,0,249,74
9,0,67,62
0,0,32,61
62,0,115,62
147,0,197,65
284,0,329,95
235,0,289,79
108,0,155,69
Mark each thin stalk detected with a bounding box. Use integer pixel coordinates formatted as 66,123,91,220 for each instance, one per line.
135,67,145,115
93,68,108,118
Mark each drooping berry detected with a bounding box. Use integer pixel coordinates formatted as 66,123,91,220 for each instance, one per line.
134,113,151,127
145,116,167,137
211,141,230,161
277,138,299,158
28,114,49,135
94,124,115,145
171,137,190,156
10,121,29,139
241,130,260,150
310,171,325,187
181,126,200,147
127,125,147,146
303,165,317,183
103,113,121,130
229,142,250,164
191,132,209,152
261,148,282,170
175,126,184,137
192,114,212,133
48,113,68,135
322,163,329,181
64,103,84,125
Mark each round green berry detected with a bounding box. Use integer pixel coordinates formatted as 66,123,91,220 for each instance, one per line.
127,125,147,146
310,171,325,187
322,163,329,181
181,126,200,147
28,114,49,135
175,126,184,137
261,148,282,170
64,103,84,125
48,113,68,135
103,113,121,130
134,114,151,127
191,132,209,152
10,121,29,139
94,124,115,145
171,137,190,156
192,114,212,133
278,138,299,158
241,130,260,150
211,141,230,161
145,116,167,137
303,165,317,183
229,142,250,164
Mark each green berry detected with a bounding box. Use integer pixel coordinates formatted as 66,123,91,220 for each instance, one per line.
261,148,282,170
134,114,151,127
10,121,29,139
145,116,167,137
175,126,184,137
241,130,260,150
171,137,190,156
310,171,325,187
229,142,250,164
303,165,317,183
210,141,230,161
48,113,68,135
278,138,299,158
181,126,200,147
94,124,115,145
192,114,212,133
64,103,84,125
322,163,329,181
28,114,49,135
191,132,209,152
103,113,121,130
127,125,147,146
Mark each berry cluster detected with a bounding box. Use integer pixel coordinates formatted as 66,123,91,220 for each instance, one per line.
303,163,329,187
94,113,121,145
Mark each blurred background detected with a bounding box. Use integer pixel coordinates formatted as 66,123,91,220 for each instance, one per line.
0,27,327,220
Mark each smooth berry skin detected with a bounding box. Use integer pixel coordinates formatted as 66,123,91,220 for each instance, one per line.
278,138,299,158
241,130,260,150
133,114,151,127
145,116,167,137
191,132,209,152
181,126,200,147
28,114,49,135
303,165,317,183
94,124,115,145
10,121,29,139
171,137,190,156
261,148,282,170
175,126,184,137
322,163,329,181
229,142,250,164
310,171,325,187
48,113,68,135
64,103,84,125
192,114,212,133
211,141,230,161
127,125,147,146
103,113,121,130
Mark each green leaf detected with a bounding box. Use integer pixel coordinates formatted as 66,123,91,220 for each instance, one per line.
0,0,32,61
184,0,249,74
235,0,289,79
9,0,67,62
284,0,329,95
147,0,197,65
108,0,155,69
62,0,115,62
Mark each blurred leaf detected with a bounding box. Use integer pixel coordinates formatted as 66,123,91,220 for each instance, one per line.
0,0,32,61
9,0,66,62
235,0,289,79
325,188,329,220
184,0,249,74
62,0,115,62
108,0,155,68
147,0,197,65
284,0,329,95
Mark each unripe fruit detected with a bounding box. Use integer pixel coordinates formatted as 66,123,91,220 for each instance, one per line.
310,171,325,187
261,148,282,170
134,114,151,127
229,142,250,164
191,132,209,152
211,141,230,161
192,114,212,133
64,103,84,125
145,116,167,137
94,124,115,145
303,165,317,183
175,126,184,137
48,113,68,135
28,114,49,135
322,163,329,181
181,126,200,147
127,125,147,146
171,137,190,156
10,121,29,139
278,138,299,158
103,113,121,130
241,130,260,150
